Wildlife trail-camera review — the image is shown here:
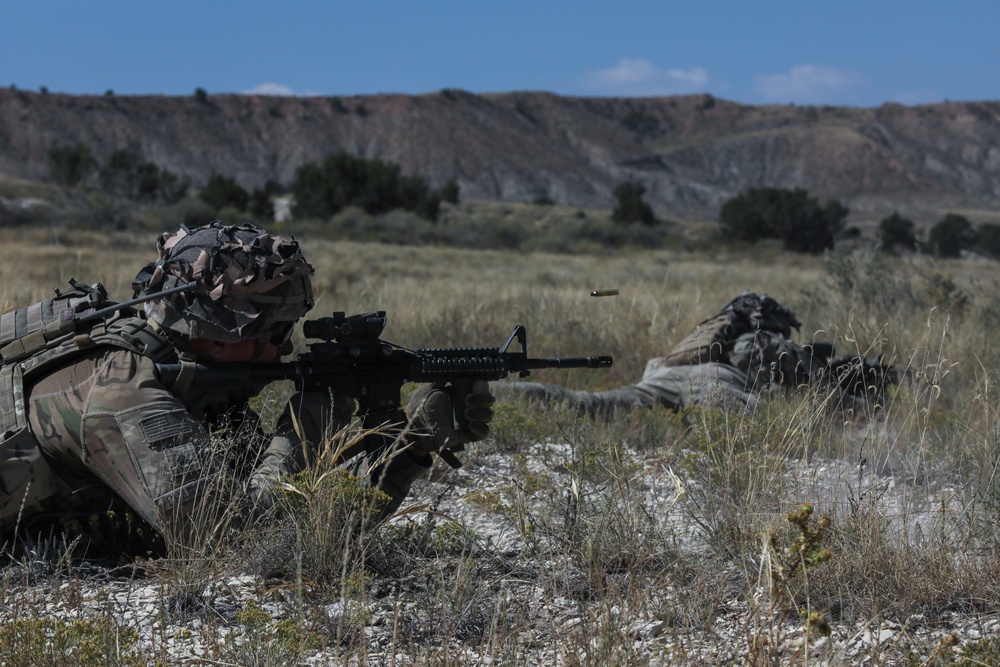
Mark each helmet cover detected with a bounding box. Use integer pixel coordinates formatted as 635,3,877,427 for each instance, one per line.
132,221,314,343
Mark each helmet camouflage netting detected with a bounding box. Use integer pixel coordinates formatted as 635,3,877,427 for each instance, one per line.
132,221,314,343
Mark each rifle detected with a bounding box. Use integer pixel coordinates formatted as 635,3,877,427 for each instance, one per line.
156,311,613,467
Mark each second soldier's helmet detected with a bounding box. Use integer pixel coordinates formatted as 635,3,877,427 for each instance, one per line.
132,221,314,344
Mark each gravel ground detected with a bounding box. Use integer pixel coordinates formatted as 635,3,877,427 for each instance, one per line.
2,436,996,666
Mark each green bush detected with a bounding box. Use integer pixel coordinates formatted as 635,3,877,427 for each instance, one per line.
975,222,1000,258
719,187,848,254
48,143,97,187
440,180,460,204
877,211,918,253
48,143,188,204
0,615,144,666
98,148,189,203
611,181,656,226
200,173,249,212
290,151,442,222
927,213,975,258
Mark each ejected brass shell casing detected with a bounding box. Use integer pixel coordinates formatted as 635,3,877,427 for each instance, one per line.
590,289,620,297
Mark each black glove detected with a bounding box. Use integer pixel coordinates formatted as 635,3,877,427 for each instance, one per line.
405,380,495,464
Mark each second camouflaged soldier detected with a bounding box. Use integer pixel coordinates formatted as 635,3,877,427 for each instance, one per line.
498,293,895,415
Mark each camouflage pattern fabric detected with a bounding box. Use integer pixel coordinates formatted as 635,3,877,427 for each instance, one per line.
1,331,429,534
133,221,314,343
0,223,437,537
497,293,890,417
504,361,755,417
658,292,802,368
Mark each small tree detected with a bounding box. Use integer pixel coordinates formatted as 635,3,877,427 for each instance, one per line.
975,222,1000,258
439,180,460,204
718,187,847,254
611,181,656,226
290,151,442,221
99,149,143,198
98,148,187,202
927,213,975,258
156,170,191,204
48,143,97,187
249,179,282,221
877,212,918,254
200,174,249,212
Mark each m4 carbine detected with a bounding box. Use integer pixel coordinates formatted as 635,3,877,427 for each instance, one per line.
156,311,613,466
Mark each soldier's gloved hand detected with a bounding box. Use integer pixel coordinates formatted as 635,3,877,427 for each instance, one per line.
405,380,495,459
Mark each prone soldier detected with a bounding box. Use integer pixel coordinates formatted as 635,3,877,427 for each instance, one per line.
0,221,494,545
498,292,897,416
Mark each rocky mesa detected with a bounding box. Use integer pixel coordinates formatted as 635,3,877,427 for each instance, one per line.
2,87,1000,224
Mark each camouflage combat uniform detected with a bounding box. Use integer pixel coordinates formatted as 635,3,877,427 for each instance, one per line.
0,223,431,537
499,293,839,415
9,338,429,535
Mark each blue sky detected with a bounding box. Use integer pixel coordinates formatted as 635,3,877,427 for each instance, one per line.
3,1,998,107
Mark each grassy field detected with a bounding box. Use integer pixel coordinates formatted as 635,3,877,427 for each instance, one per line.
2,224,1000,665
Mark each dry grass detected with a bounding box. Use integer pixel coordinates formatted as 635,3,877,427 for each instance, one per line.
3,226,1000,664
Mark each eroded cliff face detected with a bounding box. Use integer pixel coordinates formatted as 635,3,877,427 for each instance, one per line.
2,88,1000,223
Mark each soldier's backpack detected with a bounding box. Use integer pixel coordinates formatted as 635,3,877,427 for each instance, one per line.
0,279,175,525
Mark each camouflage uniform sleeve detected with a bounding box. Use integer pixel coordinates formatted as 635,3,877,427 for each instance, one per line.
493,380,665,416
27,347,218,535
495,357,758,416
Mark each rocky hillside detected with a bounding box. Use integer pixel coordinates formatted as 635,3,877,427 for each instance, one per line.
3,88,1000,224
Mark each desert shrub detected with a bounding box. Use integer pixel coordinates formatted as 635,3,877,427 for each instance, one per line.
164,194,218,227
927,213,975,258
878,211,919,253
223,601,326,666
252,429,391,585
813,247,919,317
0,614,144,667
199,173,249,212
528,215,671,254
611,181,656,226
678,405,796,559
719,186,848,253
975,222,1000,258
48,143,97,188
98,148,189,203
247,179,280,221
439,180,460,204
290,151,442,222
807,489,975,623
0,199,48,227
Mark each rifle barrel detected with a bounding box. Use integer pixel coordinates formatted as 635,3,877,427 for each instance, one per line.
526,356,613,369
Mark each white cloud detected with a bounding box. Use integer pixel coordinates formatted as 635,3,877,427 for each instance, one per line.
584,58,709,96
752,65,867,105
242,82,297,96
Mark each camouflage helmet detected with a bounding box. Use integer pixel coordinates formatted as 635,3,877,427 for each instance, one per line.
132,221,314,343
